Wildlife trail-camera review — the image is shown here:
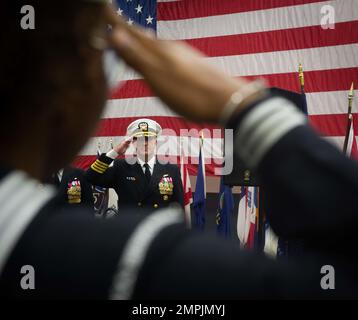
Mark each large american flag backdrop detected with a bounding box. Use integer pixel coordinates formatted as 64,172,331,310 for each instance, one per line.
74,0,358,176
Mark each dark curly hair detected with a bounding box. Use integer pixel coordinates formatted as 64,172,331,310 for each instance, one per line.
0,1,105,132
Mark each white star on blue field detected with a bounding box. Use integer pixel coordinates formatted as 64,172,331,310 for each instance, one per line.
113,0,157,31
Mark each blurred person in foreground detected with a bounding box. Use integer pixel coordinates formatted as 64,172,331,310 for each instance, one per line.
0,0,357,299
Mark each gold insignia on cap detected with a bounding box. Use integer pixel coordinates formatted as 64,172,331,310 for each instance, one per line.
138,122,148,132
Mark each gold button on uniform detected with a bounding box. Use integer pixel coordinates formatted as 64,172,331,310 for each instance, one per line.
153,204,158,209
138,202,142,207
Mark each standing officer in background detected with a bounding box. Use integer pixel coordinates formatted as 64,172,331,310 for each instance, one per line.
49,166,94,209
86,118,184,211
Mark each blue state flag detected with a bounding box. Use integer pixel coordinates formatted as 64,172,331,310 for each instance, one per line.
193,143,206,230
216,177,234,237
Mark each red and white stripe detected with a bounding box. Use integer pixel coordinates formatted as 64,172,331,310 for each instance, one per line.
180,155,193,227
75,0,358,176
237,187,257,248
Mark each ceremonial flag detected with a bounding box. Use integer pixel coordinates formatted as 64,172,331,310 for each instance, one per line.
216,177,234,237
237,186,258,249
344,83,357,159
74,0,358,179
193,137,206,230
180,154,193,227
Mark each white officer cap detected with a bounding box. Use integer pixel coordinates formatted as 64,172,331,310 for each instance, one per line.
126,118,162,138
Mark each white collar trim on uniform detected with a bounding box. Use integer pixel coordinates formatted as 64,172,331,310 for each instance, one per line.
137,156,156,170
0,171,56,276
109,206,183,300
57,168,64,182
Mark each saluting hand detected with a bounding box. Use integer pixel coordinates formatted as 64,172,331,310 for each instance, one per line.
113,138,132,156
105,5,249,124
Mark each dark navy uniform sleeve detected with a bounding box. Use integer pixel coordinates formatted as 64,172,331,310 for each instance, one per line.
85,153,118,189
232,96,358,253
78,170,95,207
0,202,324,299
259,126,358,246
1,168,356,299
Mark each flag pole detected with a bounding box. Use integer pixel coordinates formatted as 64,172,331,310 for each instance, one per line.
271,64,308,255
298,63,309,117
298,63,305,94
348,82,354,115
200,131,205,194
200,131,204,148
343,83,354,153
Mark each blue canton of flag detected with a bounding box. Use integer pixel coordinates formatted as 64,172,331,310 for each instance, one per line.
113,0,157,32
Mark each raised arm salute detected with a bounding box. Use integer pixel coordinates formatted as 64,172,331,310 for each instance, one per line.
108,9,358,255
86,119,183,211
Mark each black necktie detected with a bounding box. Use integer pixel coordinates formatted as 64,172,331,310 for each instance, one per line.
143,163,151,183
